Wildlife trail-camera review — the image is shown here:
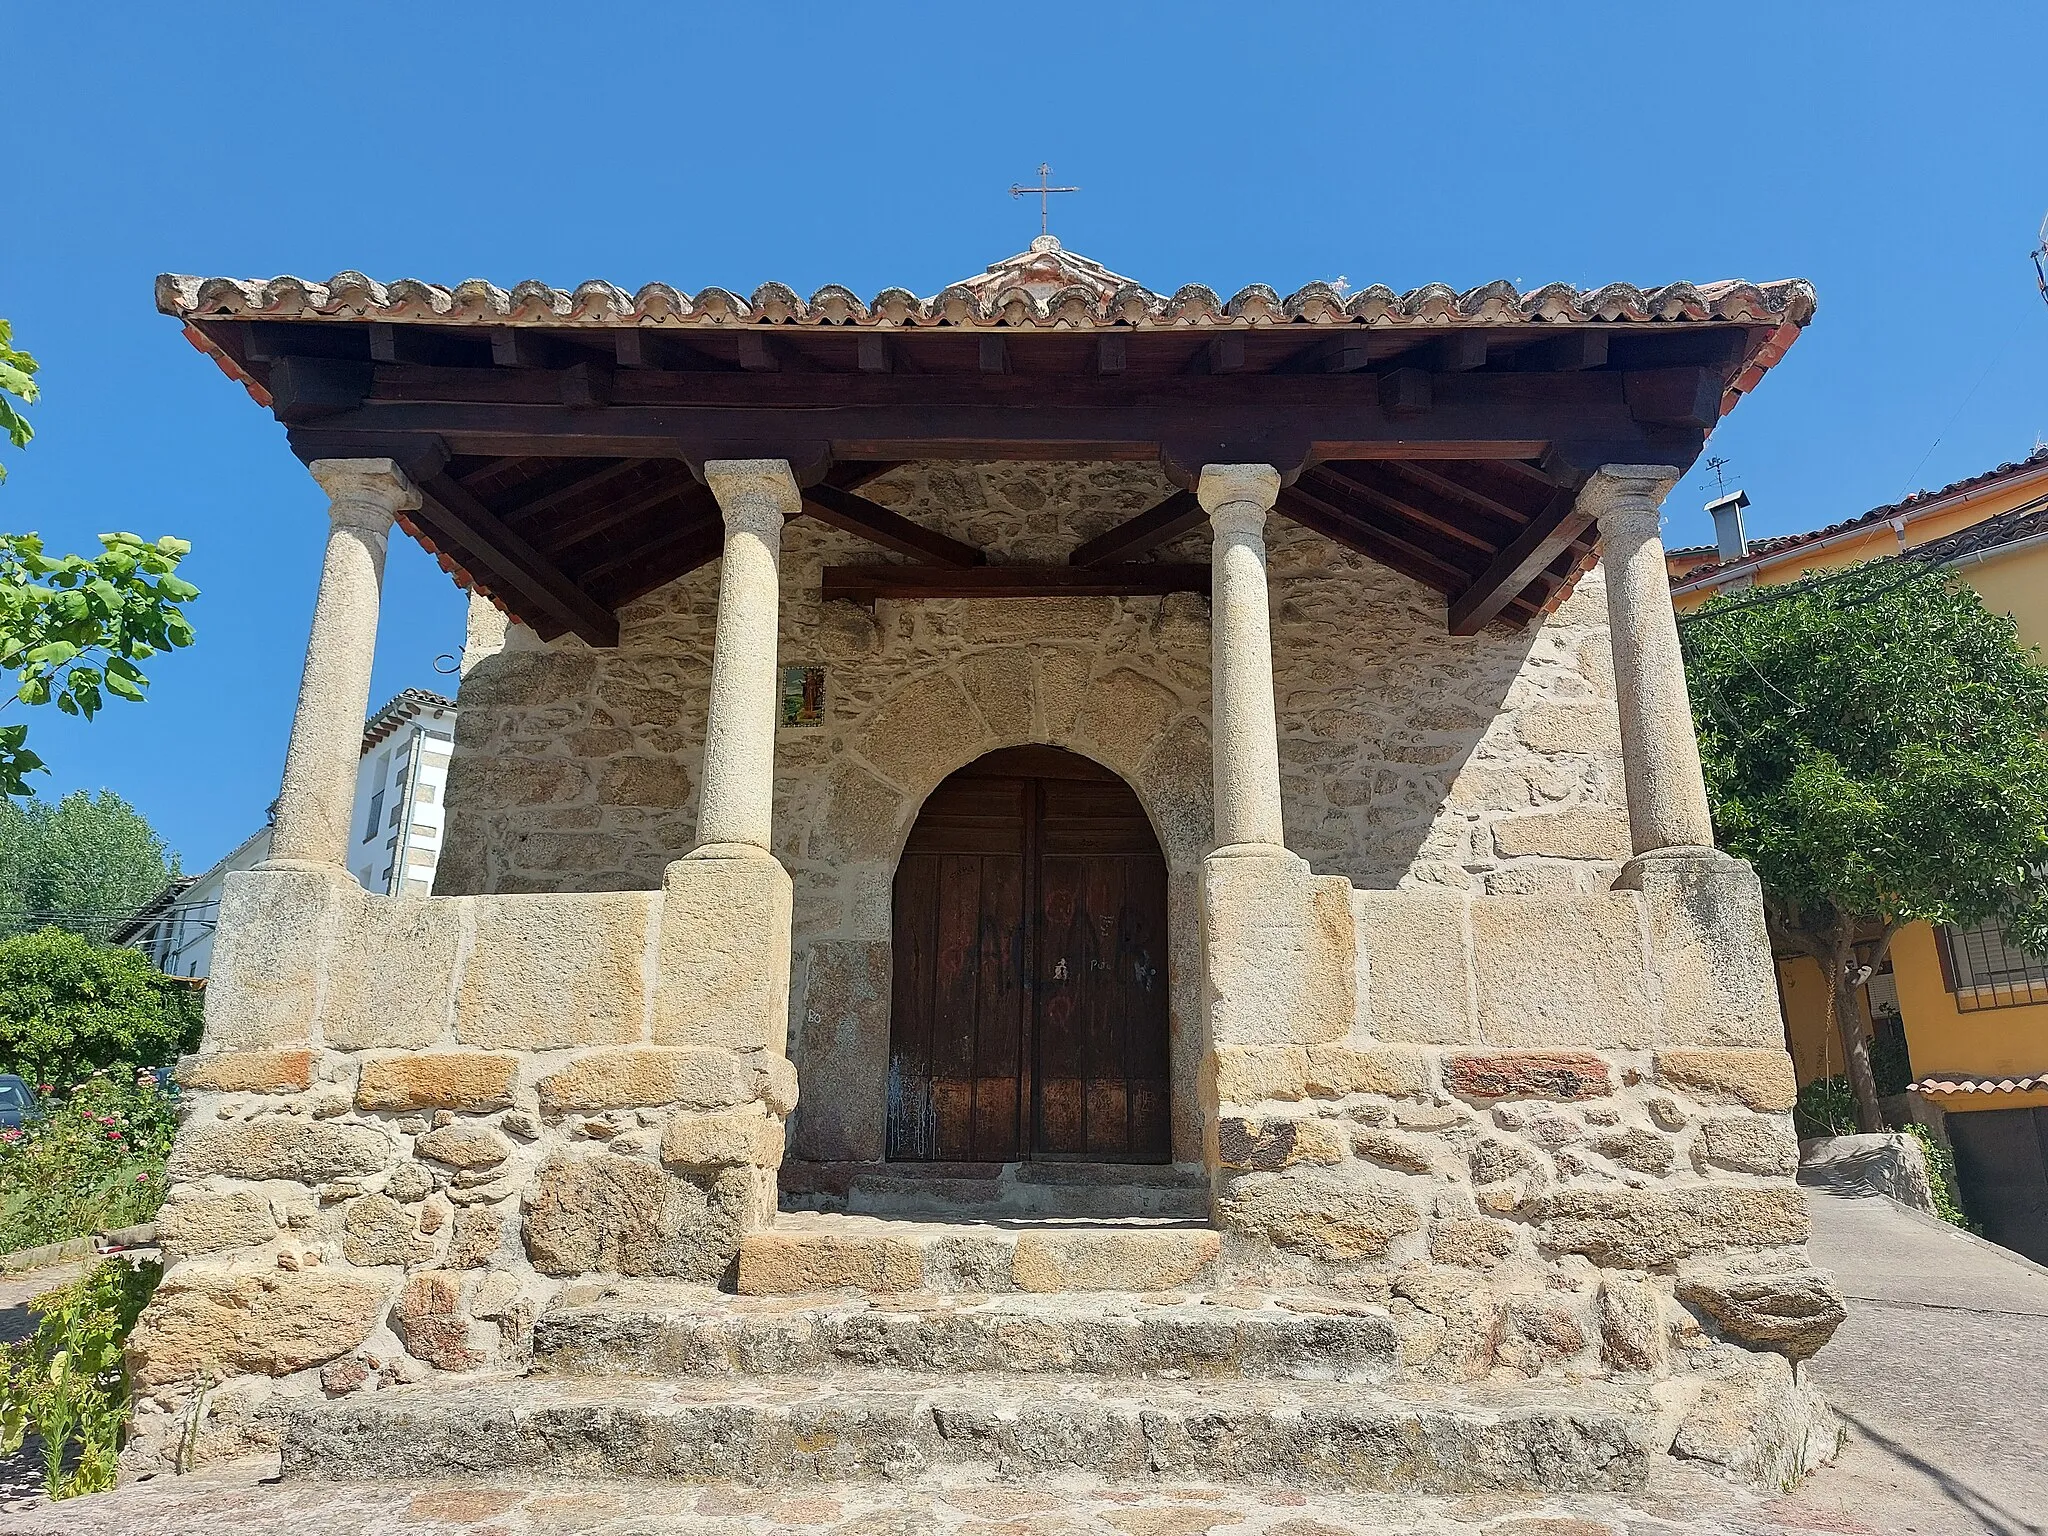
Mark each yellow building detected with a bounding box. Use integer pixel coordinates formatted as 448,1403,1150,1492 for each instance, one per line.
1669,450,2048,1256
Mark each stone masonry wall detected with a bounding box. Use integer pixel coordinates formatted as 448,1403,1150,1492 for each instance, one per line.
439,462,1633,1164
125,854,793,1464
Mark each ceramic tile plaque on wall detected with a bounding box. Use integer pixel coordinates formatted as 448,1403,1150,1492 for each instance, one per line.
781,664,825,727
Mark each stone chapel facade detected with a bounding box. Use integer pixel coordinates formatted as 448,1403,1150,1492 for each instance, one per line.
128,245,1841,1492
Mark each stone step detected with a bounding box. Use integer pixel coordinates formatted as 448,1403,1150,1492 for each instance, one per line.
281,1374,1653,1494
786,1160,1212,1220
737,1212,1222,1296
535,1286,1400,1382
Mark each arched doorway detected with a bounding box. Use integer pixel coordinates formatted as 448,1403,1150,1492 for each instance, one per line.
887,746,1170,1164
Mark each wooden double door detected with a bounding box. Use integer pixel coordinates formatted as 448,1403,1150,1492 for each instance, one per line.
887,746,1171,1163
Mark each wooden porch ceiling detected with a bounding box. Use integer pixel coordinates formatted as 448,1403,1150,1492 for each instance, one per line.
188,316,1760,645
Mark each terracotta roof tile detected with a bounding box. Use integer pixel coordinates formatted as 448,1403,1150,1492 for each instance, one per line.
1913,1072,2048,1096
156,238,1816,338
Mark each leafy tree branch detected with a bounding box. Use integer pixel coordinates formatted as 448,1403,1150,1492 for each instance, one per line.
1683,563,2048,1131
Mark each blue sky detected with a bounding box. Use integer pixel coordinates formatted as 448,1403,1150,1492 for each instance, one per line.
7,1,2048,872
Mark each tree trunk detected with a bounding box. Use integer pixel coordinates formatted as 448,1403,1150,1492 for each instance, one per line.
1824,933,1884,1133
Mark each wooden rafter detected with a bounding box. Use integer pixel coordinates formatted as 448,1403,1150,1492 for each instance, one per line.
1068,490,1204,567
1275,484,1478,599
1446,487,1590,635
414,470,620,647
800,483,984,568
1306,467,1500,555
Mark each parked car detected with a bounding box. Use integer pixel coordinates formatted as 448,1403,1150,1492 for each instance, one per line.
0,1074,40,1130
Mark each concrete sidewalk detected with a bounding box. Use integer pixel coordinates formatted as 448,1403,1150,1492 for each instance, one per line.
1771,1182,2048,1535
3,1186,2042,1535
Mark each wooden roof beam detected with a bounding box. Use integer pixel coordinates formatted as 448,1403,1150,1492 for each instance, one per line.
412,461,620,647
800,483,985,567
1300,467,1497,555
1446,488,1590,635
1276,485,1476,596
1068,490,1205,567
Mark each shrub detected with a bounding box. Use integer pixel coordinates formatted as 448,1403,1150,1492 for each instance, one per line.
0,1069,176,1254
1906,1122,1974,1232
0,1257,160,1498
0,928,200,1087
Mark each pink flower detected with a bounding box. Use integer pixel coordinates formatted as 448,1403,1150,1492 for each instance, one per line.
1,1130,19,1143
106,1129,122,1140
134,1171,150,1183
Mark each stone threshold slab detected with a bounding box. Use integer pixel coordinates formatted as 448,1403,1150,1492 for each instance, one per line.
281,1373,1653,1494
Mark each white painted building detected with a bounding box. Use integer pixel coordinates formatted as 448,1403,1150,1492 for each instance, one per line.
350,689,458,897
119,689,456,976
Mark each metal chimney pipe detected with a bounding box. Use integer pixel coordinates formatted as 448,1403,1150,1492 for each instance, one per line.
1706,489,1751,563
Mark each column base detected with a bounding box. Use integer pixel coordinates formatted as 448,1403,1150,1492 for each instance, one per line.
681,841,782,864
1612,845,1737,889
1206,840,1299,864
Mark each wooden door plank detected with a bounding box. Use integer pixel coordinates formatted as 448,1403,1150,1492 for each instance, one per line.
888,855,942,1161
1035,855,1086,1156
973,852,1026,1161
931,857,984,1161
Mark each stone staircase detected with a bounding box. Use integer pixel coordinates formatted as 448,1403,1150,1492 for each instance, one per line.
279,1268,1662,1494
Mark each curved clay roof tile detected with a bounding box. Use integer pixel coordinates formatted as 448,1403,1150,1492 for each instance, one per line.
1166,285,1224,325
689,287,750,323
1282,282,1349,323
1398,284,1460,323
1223,284,1283,322
1456,279,1524,323
566,280,633,322
632,283,689,322
806,285,870,325
1517,283,1585,323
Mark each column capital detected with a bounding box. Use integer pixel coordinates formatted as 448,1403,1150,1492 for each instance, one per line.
1197,464,1282,533
308,458,421,534
1580,463,1683,541
704,459,802,538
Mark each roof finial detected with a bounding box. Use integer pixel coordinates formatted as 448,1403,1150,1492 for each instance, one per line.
1010,162,1078,240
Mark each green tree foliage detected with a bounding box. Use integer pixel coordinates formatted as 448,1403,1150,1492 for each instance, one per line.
0,321,34,481
0,930,202,1087
1684,564,2048,1130
0,790,179,938
0,319,199,795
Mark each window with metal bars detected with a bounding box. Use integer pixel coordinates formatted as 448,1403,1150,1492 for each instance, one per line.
1938,919,2048,1011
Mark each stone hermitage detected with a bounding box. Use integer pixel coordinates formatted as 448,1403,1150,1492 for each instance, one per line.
133,246,1836,1492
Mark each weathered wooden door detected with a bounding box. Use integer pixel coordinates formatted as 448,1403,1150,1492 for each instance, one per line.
888,746,1170,1163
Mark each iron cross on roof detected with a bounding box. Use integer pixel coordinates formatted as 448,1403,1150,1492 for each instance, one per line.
1010,163,1078,237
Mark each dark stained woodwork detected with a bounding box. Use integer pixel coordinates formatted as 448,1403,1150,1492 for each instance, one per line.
800,483,985,568
1318,338,1373,374
1277,484,1491,604
888,748,1169,1164
268,356,372,422
1378,368,1432,419
1373,460,1531,528
1431,333,1490,373
495,459,646,527
490,328,551,369
560,360,613,409
824,563,1209,604
1447,488,1590,635
1206,337,1246,374
1624,367,1721,430
737,334,782,372
1067,490,1205,567
1537,331,1609,372
582,513,725,608
1314,466,1501,554
414,467,621,647
222,309,1741,637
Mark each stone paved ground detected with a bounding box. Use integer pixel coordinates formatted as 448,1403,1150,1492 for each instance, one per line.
2,1187,2043,1536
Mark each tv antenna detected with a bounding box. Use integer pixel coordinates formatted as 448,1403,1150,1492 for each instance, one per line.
1702,455,1735,496
2033,210,2048,309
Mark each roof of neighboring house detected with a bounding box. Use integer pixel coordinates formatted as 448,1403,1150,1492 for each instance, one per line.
109,877,198,946
1913,1071,2048,1096
1670,448,2048,588
361,688,457,754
